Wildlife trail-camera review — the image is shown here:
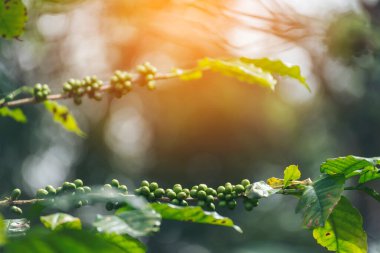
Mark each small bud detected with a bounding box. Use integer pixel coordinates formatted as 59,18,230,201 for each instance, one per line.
11,188,21,200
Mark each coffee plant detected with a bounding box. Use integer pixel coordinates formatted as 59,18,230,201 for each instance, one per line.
0,1,379,252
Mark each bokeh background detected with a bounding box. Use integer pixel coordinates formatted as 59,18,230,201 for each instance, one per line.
1,0,380,252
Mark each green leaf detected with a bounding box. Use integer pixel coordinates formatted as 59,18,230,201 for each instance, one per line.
240,57,310,91
0,0,27,39
283,165,301,187
296,174,345,228
4,229,144,253
40,213,81,231
0,107,27,123
44,101,86,137
320,155,380,181
313,196,367,253
113,208,161,237
359,170,380,184
151,203,242,233
4,219,30,237
100,233,146,253
198,58,277,90
0,214,6,246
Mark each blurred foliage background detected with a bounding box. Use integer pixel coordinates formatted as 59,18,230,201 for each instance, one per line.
1,0,380,252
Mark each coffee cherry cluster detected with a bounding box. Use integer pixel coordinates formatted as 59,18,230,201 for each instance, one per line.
35,179,92,208
137,62,157,90
63,76,103,105
34,83,51,102
102,179,129,211
9,188,22,215
109,71,133,98
134,179,258,212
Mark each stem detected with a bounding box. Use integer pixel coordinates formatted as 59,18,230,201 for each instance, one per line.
0,72,182,109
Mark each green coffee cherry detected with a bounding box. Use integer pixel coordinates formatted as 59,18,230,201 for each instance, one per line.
105,202,114,211
83,186,91,193
118,185,128,193
219,200,227,207
180,200,188,206
45,185,56,195
177,191,187,200
241,179,250,187
217,193,224,200
198,184,207,191
208,203,216,211
197,190,207,200
244,201,254,211
10,206,22,215
34,83,50,102
227,200,237,210
11,188,21,200
73,179,84,187
206,195,214,203
36,189,49,198
76,187,85,195
148,192,156,202
190,189,197,198
140,186,150,196
171,199,180,205
173,184,182,193
63,182,76,191
154,188,165,198
149,182,159,191
111,179,119,188
103,184,112,191
141,180,149,187
166,190,176,199
75,201,83,208
234,184,245,194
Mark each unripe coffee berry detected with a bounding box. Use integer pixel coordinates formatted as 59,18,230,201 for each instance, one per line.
149,182,159,191
141,180,149,187
140,186,150,196
166,190,176,199
154,188,165,198
177,191,187,200
234,184,245,193
11,206,22,215
106,202,114,211
197,190,207,200
111,179,120,188
36,189,49,198
11,188,21,200
73,179,84,187
241,179,251,187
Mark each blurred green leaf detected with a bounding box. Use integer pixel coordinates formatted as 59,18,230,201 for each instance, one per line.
44,101,86,137
0,214,5,246
0,0,27,39
0,107,27,123
296,174,345,228
198,58,277,90
4,229,142,253
151,203,242,233
359,170,380,184
240,57,310,91
114,207,161,237
313,196,367,253
40,213,81,231
4,219,30,237
100,233,146,253
320,156,380,181
283,165,301,187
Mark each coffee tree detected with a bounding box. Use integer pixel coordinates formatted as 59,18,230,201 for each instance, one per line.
0,1,379,252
